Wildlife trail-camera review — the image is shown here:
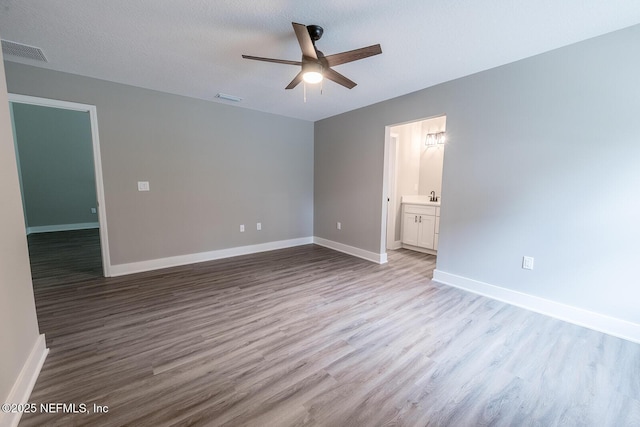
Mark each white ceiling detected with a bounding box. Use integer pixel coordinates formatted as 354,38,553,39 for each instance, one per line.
1,1,640,121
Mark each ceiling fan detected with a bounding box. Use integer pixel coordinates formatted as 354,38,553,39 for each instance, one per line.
242,22,382,90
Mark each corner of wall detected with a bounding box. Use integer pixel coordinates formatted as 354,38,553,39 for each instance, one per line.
313,237,387,264
1,335,48,427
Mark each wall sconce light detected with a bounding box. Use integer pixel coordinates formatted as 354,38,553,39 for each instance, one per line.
425,132,446,146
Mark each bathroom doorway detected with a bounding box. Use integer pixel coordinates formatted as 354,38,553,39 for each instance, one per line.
382,115,446,255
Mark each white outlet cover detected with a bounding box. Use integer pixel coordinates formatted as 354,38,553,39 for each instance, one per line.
522,256,534,270
337,222,341,230
257,222,262,230
240,224,245,232
90,207,97,214
138,181,150,191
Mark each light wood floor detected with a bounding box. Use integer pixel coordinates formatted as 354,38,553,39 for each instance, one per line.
20,230,640,426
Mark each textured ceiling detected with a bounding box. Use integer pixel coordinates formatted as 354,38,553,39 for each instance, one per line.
1,1,640,121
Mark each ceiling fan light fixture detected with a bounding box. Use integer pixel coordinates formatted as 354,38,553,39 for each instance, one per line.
302,62,323,84
303,71,323,84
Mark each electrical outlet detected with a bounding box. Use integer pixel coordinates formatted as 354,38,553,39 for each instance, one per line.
337,222,341,230
137,181,150,191
257,222,262,231
240,224,245,232
522,256,534,270
90,208,97,214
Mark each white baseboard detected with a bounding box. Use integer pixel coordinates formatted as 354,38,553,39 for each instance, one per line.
2,334,48,427
401,243,436,255
26,222,99,235
313,237,387,264
110,237,314,277
433,269,640,344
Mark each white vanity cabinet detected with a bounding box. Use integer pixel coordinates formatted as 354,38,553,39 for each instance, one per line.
401,203,440,254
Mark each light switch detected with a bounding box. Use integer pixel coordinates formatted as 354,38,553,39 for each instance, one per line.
257,222,262,231
522,256,534,270
138,181,150,191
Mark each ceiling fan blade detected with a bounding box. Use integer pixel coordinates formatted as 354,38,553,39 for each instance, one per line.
242,55,302,66
325,44,382,67
324,68,357,89
292,22,318,60
285,71,304,90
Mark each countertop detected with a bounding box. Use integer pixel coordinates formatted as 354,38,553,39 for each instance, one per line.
401,195,441,207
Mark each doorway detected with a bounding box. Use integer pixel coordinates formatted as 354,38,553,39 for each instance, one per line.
381,115,446,257
9,94,111,277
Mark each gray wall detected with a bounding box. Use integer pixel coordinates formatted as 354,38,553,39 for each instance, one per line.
5,63,314,266
12,103,97,228
315,24,640,323
0,49,41,406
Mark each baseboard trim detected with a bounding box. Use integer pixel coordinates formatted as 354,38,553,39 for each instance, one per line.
110,237,314,277
433,269,640,344
313,237,387,264
2,334,48,427
26,222,99,235
401,243,437,255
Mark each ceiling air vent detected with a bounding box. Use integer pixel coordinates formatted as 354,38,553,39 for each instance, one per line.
1,39,48,62
215,93,243,102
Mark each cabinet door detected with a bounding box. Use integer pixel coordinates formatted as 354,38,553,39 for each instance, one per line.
402,213,419,246
418,215,436,249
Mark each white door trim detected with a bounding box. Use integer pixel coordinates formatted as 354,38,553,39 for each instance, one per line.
380,126,391,255
9,93,112,277
385,133,400,250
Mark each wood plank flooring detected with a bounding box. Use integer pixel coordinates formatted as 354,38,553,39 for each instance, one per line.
20,230,640,426
27,228,103,288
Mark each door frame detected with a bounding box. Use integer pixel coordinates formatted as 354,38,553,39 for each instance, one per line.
381,114,447,258
9,93,112,277
385,132,401,250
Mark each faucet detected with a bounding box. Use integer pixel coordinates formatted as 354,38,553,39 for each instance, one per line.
430,191,436,202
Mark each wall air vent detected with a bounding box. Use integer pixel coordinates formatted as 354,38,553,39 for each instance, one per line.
1,39,48,62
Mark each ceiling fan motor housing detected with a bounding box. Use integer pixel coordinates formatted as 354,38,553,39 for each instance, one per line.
307,25,323,42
